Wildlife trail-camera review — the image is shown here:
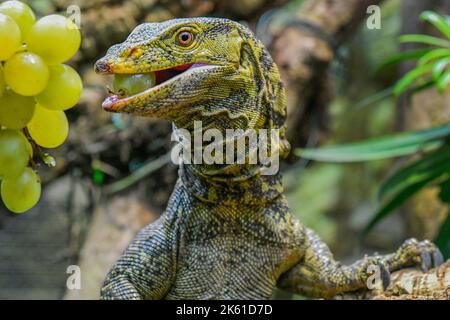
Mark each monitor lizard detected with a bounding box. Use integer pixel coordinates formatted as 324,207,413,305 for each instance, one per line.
94,17,443,299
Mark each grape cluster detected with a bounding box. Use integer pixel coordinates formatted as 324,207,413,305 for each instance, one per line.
0,1,82,213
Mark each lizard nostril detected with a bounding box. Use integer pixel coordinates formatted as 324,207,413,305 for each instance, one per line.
95,60,112,74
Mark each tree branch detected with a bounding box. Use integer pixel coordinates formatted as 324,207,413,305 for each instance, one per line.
335,260,450,299
373,260,450,300
269,0,384,159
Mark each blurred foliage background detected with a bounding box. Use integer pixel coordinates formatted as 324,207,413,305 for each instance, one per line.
0,0,448,299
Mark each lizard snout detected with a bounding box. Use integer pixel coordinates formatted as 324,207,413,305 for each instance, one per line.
94,60,112,74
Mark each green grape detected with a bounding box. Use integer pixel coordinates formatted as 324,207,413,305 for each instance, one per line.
1,167,41,213
27,104,68,148
0,89,35,129
26,15,80,65
4,52,49,96
19,131,33,158
0,1,35,38
0,65,5,97
0,129,28,179
0,13,21,61
113,73,156,96
36,64,83,110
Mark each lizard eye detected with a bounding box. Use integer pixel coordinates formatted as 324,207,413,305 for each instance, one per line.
177,31,194,46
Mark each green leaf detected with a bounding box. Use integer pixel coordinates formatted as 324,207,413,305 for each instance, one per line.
435,209,450,259
378,148,450,201
438,179,450,203
355,79,436,111
432,57,450,80
420,11,450,40
297,125,450,163
363,175,438,237
437,69,450,92
298,143,439,162
409,80,435,94
354,80,435,109
354,87,394,110
418,48,450,66
394,64,433,96
399,34,450,48
373,49,431,74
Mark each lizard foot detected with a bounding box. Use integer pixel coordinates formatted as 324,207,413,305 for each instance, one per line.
394,238,444,272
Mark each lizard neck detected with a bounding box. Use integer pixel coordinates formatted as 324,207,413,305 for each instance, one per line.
179,163,284,206
171,92,286,205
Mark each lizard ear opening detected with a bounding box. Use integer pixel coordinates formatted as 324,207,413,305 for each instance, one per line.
237,29,290,159
238,38,270,106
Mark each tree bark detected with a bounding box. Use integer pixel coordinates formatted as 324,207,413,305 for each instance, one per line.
269,0,384,159
47,0,288,63
64,195,158,299
333,260,450,300
374,260,450,300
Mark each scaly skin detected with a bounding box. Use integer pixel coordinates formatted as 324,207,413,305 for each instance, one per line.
95,17,443,300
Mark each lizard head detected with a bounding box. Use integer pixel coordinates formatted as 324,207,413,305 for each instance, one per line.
95,17,289,158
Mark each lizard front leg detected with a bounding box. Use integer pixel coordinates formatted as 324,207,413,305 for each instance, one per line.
277,227,443,299
100,217,176,300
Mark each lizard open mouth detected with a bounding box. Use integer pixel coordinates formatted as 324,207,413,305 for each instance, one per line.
102,63,215,112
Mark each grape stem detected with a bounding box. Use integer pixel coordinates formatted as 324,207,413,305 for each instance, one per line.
23,127,56,168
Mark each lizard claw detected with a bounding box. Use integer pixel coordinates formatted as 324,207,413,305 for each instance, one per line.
379,262,390,290
432,250,444,268
420,252,432,272
399,238,443,272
